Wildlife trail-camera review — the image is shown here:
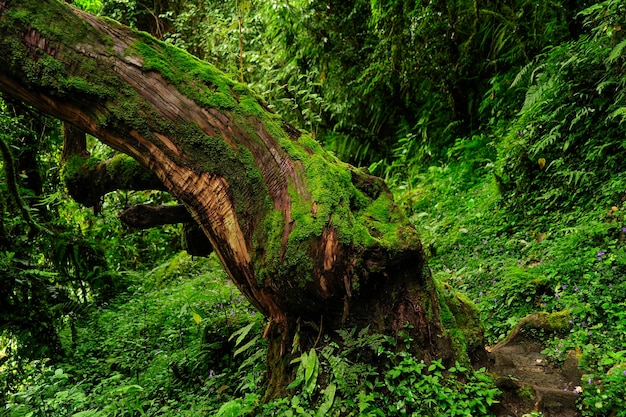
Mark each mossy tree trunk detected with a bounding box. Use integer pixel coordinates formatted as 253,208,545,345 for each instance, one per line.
0,0,480,395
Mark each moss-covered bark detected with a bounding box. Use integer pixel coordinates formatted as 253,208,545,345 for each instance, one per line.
0,0,483,395
62,153,165,208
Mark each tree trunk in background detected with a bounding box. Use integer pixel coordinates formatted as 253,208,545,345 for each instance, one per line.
0,0,482,395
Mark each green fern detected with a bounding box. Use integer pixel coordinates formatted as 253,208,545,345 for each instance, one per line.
510,62,535,89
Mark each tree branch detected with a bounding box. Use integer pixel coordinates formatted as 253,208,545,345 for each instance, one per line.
63,153,166,210
118,204,192,228
119,204,213,256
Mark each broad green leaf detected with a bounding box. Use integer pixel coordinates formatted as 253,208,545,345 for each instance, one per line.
315,383,336,417
233,335,259,357
230,321,255,346
303,348,319,395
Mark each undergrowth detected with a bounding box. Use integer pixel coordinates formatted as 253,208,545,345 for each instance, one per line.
1,251,501,417
217,328,499,417
395,106,626,417
1,253,262,416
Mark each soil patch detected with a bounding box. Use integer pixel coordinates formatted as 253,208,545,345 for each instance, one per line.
486,313,582,417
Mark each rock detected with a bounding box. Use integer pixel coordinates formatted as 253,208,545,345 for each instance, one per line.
496,376,521,391
562,349,583,385
535,386,580,416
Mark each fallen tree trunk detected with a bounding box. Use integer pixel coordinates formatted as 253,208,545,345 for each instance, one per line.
0,0,483,395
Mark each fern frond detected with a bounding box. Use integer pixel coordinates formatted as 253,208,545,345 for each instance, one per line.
608,39,626,64
555,169,595,187
511,62,534,89
609,107,626,123
596,79,616,94
529,63,546,84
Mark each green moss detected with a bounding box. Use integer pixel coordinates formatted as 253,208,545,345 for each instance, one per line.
298,134,324,154
255,148,360,287
131,36,239,110
519,311,571,333
254,203,315,287
239,97,269,120
8,10,30,22
0,0,124,101
102,36,115,48
291,155,356,244
8,0,112,47
62,153,154,195
543,310,571,330
253,127,422,289
434,278,484,365
61,155,99,184
232,147,268,219
277,135,307,161
279,244,314,286
256,138,419,290
59,57,118,99
27,55,67,91
109,100,150,133
106,154,154,186
257,210,285,273
356,194,406,248
64,76,115,99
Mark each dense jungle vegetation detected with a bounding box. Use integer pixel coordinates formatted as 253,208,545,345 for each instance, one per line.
2,0,626,415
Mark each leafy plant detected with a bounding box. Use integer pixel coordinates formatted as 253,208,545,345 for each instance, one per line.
258,328,499,416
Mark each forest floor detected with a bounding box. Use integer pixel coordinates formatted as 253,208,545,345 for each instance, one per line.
488,332,582,417
400,160,626,416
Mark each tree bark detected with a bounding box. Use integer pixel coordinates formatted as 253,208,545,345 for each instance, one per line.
118,204,192,228
118,205,214,257
0,0,482,395
59,123,207,250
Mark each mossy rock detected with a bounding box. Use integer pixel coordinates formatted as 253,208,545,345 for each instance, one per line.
496,311,572,347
